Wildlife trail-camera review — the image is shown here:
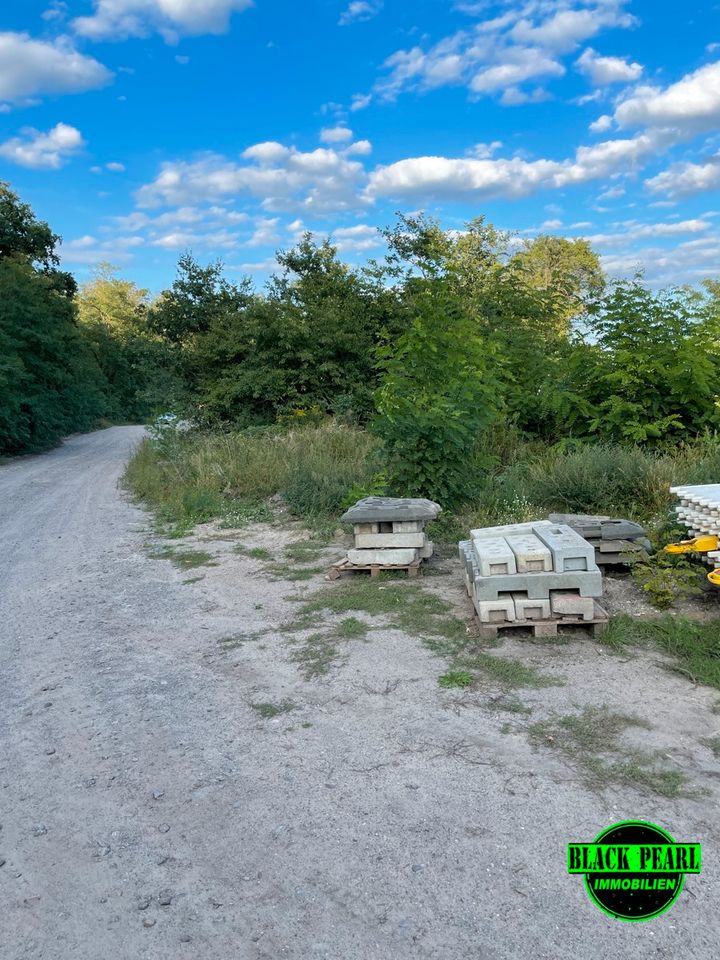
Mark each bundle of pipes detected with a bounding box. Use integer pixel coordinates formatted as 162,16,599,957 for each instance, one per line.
668,484,720,574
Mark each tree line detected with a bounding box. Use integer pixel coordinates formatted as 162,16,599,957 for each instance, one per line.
2,181,719,499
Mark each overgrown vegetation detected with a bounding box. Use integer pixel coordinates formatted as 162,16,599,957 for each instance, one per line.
602,615,720,689
528,705,690,798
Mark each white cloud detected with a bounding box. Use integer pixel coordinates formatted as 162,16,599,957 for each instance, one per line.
367,132,662,201
73,0,254,43
614,61,720,134
330,223,381,252
599,233,720,285
510,6,636,53
106,161,125,172
0,122,84,169
355,1,636,109
576,47,642,85
320,126,354,143
339,1,382,25
645,155,720,197
0,32,112,105
467,140,503,158
541,218,563,229
59,232,143,265
589,114,613,133
598,184,625,200
152,229,240,250
471,48,564,93
137,144,368,214
344,139,372,155
175,55,190,65
581,218,712,248
247,217,280,246
42,1,68,21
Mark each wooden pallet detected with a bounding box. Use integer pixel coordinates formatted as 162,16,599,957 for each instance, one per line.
327,558,422,580
476,602,609,640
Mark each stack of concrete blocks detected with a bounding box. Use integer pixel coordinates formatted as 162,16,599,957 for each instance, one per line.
340,497,441,567
459,520,603,626
670,484,720,569
548,513,652,566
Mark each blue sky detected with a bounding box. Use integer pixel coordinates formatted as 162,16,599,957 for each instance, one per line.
1,0,719,292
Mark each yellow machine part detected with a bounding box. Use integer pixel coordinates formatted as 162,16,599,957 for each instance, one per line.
708,569,720,586
664,536,719,554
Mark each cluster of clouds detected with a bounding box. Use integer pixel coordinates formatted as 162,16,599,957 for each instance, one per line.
356,0,640,108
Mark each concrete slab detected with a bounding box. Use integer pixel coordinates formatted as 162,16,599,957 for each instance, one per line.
393,520,425,533
505,533,553,573
341,497,442,524
472,569,603,602
354,522,379,535
550,592,595,621
471,537,518,577
597,539,645,553
354,533,426,549
599,519,647,541
347,547,419,566
475,597,516,624
533,524,596,573
419,541,434,559
512,594,551,620
470,520,553,540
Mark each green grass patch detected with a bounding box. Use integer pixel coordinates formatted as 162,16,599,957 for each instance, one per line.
251,700,296,718
460,652,563,689
147,545,218,570
529,705,690,798
234,544,274,561
438,670,473,689
266,563,326,582
701,735,720,757
333,617,370,639
283,540,328,563
290,632,343,680
602,615,720,689
218,631,267,650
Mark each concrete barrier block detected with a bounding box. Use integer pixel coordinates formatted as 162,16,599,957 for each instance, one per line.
471,537,518,576
505,533,553,573
475,597,516,623
470,520,553,540
419,541,434,559
550,592,595,621
512,594,551,620
354,533,426,549
354,522,379,535
393,520,425,533
533,523,596,573
472,569,603,601
341,497,441,524
347,547,419,566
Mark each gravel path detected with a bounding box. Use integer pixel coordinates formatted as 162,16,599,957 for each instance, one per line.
1,426,719,959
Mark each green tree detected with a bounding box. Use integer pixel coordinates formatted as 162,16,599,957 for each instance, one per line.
374,281,498,506
78,263,184,420
510,235,605,329
0,183,108,454
582,278,720,442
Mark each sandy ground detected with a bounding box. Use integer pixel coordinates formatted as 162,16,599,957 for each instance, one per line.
1,426,720,959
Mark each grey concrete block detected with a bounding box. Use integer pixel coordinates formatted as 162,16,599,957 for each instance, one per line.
354,533,426,549
347,547,419,566
512,594,551,620
419,541,434,559
598,539,644,553
471,537,518,577
550,592,595,620
354,522,379,535
393,520,425,533
470,520,553,540
475,597,516,623
548,513,610,539
341,497,441,524
472,569,603,602
599,519,646,541
533,524,596,573
505,533,553,573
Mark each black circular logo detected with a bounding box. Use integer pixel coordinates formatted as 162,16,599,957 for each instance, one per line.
584,821,684,921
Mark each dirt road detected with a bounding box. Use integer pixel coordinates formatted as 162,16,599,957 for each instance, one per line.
1,426,718,959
